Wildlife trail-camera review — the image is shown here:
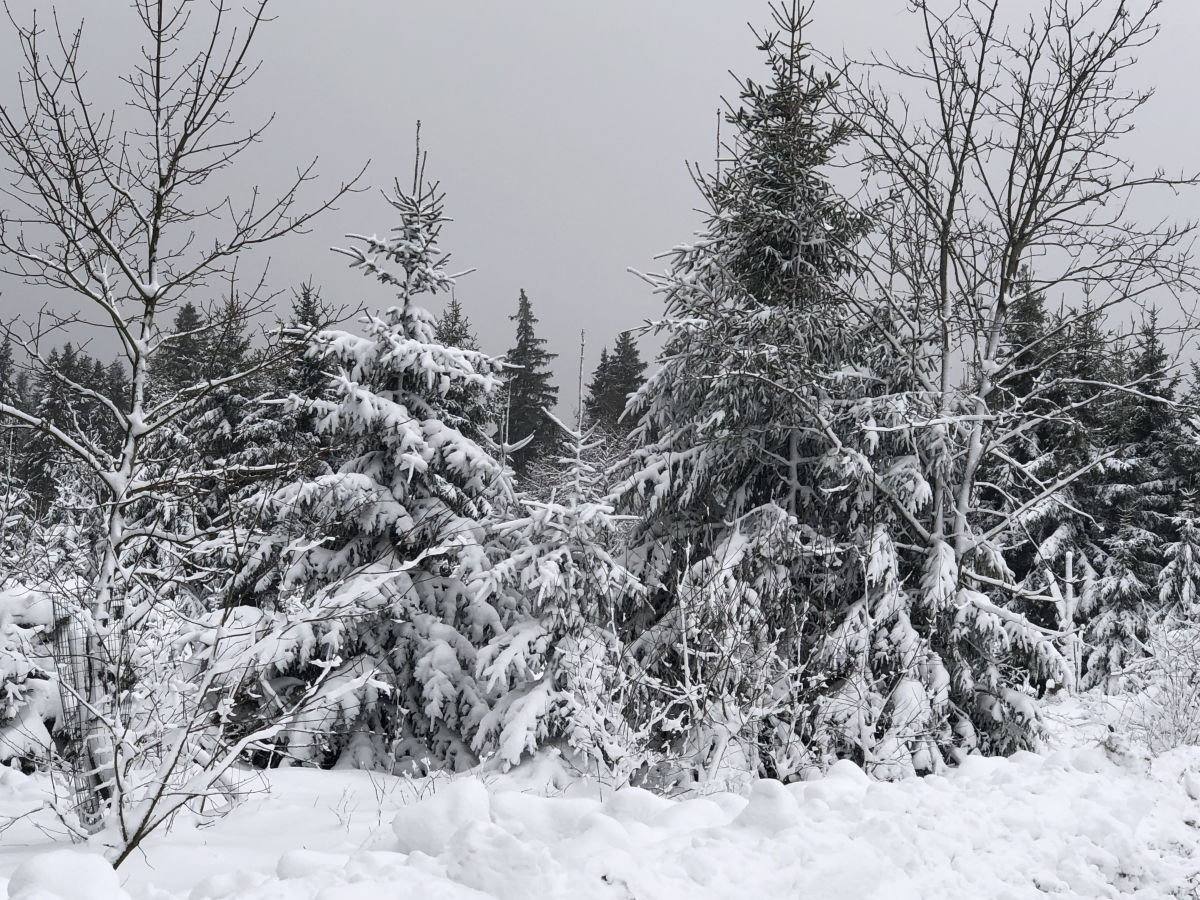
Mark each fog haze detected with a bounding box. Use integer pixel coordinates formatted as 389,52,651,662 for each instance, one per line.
1,1,1196,401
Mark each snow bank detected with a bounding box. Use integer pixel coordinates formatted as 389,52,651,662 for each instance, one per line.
177,745,1200,900
6,851,127,900
2,738,1198,899
391,778,491,857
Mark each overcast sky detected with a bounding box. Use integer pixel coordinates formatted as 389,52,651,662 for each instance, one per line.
1,1,1197,402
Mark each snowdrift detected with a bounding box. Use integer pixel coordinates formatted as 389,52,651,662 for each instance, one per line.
3,738,1200,899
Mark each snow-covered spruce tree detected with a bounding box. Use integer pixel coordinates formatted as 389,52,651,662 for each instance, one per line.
436,295,481,352
999,307,1190,692
117,285,339,626
0,342,30,570
975,289,1119,689
225,163,517,771
476,335,645,775
143,302,258,518
617,5,932,783
0,344,37,572
1157,394,1200,623
150,302,207,396
1080,313,1181,687
1127,430,1200,750
841,0,1197,742
1159,508,1200,619
17,345,121,514
503,290,559,476
150,298,262,487
0,582,56,768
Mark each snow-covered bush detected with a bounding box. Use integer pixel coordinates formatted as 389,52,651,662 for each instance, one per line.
478,412,646,778
1123,621,1200,754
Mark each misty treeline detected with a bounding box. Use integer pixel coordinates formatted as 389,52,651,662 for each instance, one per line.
1,0,1199,860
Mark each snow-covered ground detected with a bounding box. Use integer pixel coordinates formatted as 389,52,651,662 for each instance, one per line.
3,704,1200,900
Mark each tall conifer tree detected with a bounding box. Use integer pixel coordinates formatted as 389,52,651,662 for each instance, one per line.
503,289,558,474
1084,312,1180,684
153,302,207,398
585,331,646,433
0,340,14,407
617,4,887,780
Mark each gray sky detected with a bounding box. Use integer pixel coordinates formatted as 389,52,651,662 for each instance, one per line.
1,1,1197,403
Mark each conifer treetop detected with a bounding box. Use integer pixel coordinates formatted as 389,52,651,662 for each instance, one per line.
503,289,559,473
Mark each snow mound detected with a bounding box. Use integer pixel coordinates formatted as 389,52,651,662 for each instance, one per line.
0,766,42,802
391,777,491,857
175,745,1200,900
6,851,127,900
0,587,52,629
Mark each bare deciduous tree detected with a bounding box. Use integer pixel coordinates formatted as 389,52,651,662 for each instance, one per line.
0,0,360,842
844,0,1197,631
